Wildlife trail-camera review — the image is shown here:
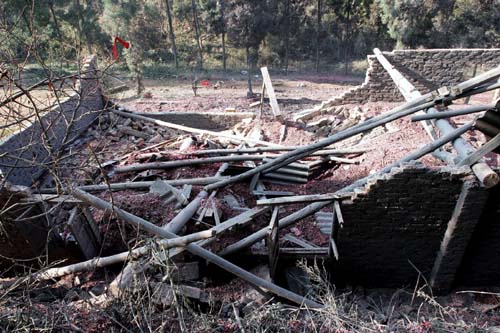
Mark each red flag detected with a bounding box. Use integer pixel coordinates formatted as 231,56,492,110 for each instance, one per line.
112,36,130,60
200,79,210,87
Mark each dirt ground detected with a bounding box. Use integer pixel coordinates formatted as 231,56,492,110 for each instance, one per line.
109,73,362,116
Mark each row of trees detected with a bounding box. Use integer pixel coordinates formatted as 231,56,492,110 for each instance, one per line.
1,0,499,85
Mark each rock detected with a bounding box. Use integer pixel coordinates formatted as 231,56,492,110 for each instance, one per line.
149,180,177,199
307,117,333,128
148,134,163,143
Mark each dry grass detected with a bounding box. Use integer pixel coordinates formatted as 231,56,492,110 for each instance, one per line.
2,254,500,332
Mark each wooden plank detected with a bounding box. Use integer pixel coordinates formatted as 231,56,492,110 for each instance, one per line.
268,206,280,279
81,206,103,245
252,190,295,197
328,205,338,260
67,207,100,259
458,132,500,166
260,67,282,119
257,193,345,206
333,201,344,227
330,239,339,261
282,234,318,249
252,247,329,257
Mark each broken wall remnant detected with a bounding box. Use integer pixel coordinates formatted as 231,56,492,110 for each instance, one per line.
0,183,64,265
456,182,500,286
335,163,467,287
319,48,500,109
0,55,104,186
333,162,500,292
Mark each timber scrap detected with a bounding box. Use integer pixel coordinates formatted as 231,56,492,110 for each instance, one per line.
2,51,500,309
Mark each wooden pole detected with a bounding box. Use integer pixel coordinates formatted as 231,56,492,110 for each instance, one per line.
39,176,226,194
411,104,493,122
0,229,214,289
71,189,322,308
257,193,344,206
114,154,289,174
181,147,369,156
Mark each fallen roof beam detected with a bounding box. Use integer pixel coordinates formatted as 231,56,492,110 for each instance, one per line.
183,147,369,156
39,176,226,194
0,229,214,290
373,48,499,188
257,193,346,206
112,108,282,148
411,104,493,122
71,188,322,308
113,154,283,174
457,132,500,167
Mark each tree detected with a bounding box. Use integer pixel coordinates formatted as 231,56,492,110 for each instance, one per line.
201,0,227,70
164,0,179,69
225,0,273,95
316,0,322,73
192,0,204,69
376,0,455,48
450,0,500,47
328,0,371,73
102,0,162,94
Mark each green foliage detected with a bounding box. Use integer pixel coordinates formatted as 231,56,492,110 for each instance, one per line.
1,0,498,75
225,0,273,50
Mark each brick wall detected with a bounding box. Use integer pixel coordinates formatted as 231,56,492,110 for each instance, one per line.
334,163,471,287
319,48,500,109
332,163,500,289
0,55,104,186
456,181,500,286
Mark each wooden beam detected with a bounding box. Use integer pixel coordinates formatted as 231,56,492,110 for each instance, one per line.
411,104,492,122
458,132,500,167
282,234,319,249
257,193,345,206
39,176,226,194
260,67,282,120
268,207,280,279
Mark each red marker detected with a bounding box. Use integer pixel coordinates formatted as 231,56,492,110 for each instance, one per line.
112,36,130,60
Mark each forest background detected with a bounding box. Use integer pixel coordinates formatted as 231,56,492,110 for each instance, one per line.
1,0,499,91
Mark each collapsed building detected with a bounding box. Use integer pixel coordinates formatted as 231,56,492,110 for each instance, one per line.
1,49,500,310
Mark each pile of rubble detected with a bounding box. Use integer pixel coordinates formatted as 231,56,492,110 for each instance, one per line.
2,50,500,318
